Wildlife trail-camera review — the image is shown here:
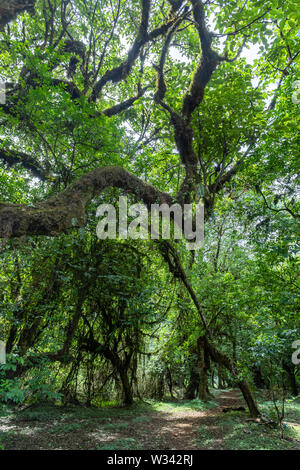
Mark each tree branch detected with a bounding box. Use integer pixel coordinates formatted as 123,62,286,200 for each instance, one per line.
0,166,174,238
181,0,220,121
0,0,36,29
0,142,52,181
258,188,299,219
90,1,178,101
103,86,149,117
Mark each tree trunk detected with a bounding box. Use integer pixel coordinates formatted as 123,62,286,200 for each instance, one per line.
184,366,200,399
211,370,215,388
160,243,260,417
119,367,134,405
198,366,210,401
205,337,260,417
197,337,211,401
237,378,260,417
154,374,165,400
218,365,224,389
252,366,265,389
283,363,298,397
166,366,174,399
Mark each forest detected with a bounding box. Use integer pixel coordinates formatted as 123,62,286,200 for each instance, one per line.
0,0,299,453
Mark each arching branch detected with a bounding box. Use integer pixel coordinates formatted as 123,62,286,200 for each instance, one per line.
0,166,174,238
0,0,36,29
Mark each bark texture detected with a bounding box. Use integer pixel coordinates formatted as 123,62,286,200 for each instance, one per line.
0,0,35,29
0,166,173,238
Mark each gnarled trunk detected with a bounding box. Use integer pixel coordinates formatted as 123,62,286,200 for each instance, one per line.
205,337,260,417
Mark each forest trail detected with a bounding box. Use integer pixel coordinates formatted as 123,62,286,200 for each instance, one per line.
0,389,246,450
1,389,299,450
139,389,244,450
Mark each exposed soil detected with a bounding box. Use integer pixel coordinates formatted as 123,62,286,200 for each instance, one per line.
141,389,243,450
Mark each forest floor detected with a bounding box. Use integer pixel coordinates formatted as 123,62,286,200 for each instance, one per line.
0,389,300,450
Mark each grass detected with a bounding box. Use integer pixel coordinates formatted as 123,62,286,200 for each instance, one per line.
131,416,151,424
97,437,139,450
195,405,300,450
221,413,300,450
257,398,300,423
10,402,150,423
49,422,84,433
102,422,129,430
0,393,299,450
196,425,215,447
149,397,218,413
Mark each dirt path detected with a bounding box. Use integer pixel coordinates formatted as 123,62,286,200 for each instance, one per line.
137,389,244,450
0,390,247,450
1,390,299,450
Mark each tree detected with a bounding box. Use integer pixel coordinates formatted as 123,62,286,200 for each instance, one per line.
0,0,298,237
0,0,299,416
